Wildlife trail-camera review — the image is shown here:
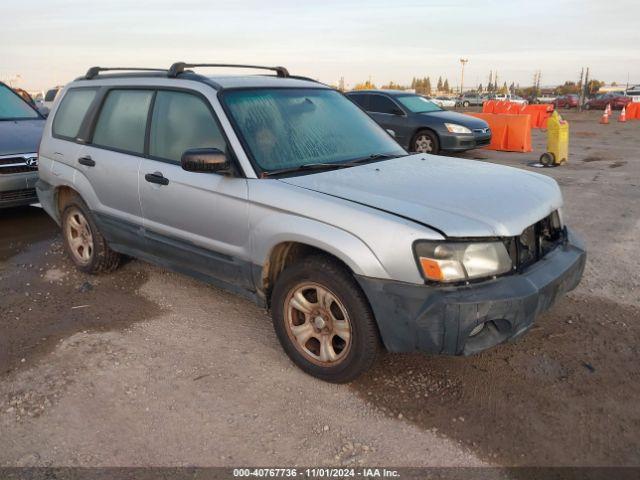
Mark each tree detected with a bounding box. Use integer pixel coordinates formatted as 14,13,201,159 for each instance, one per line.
443,78,450,93
586,79,604,95
353,80,376,90
478,83,483,93
554,81,580,95
437,76,443,92
425,77,431,95
381,81,406,90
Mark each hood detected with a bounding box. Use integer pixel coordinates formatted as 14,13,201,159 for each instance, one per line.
0,119,45,156
279,155,562,237
420,110,489,129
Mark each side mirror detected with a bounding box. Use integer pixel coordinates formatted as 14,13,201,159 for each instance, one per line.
37,106,50,118
391,107,404,116
181,148,230,174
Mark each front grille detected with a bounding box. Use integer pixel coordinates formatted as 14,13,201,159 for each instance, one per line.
473,128,490,134
0,155,38,175
0,188,37,202
504,211,565,271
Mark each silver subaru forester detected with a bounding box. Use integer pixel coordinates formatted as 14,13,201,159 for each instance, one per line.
36,63,585,382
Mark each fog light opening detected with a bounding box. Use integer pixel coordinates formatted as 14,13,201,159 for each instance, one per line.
469,323,485,337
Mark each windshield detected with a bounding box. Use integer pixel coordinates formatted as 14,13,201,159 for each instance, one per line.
222,88,405,173
0,84,40,120
396,95,442,113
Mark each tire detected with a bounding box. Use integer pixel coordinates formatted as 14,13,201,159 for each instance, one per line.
271,255,380,383
540,152,555,167
463,101,470,108
411,130,440,155
60,195,122,274
584,103,591,110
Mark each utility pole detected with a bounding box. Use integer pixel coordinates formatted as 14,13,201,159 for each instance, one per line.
580,67,590,111
459,58,468,94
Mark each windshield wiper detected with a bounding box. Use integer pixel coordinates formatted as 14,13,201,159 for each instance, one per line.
261,153,406,178
344,153,406,165
261,162,352,177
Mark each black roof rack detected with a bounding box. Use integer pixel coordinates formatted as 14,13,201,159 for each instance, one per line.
85,66,167,80
168,62,289,79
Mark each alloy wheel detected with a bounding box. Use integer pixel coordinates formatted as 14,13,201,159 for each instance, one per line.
65,207,94,265
414,134,434,153
284,282,352,366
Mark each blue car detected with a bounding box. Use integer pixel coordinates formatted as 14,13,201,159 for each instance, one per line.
346,90,491,155
0,82,45,208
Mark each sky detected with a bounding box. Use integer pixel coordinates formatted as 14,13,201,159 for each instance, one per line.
2,0,639,92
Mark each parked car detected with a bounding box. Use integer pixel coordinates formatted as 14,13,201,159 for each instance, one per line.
535,93,557,104
346,90,490,154
37,63,585,383
0,82,45,208
554,94,579,109
584,93,632,110
457,92,489,107
626,85,640,102
42,87,62,110
509,95,527,105
431,96,456,108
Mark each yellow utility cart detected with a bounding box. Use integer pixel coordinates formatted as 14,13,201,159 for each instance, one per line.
540,111,569,166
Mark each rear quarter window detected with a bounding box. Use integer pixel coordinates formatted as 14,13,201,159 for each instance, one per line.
52,88,98,139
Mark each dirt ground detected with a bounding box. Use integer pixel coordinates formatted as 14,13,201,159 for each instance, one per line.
0,110,638,468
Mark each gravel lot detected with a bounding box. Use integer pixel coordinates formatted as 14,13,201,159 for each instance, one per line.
0,110,638,468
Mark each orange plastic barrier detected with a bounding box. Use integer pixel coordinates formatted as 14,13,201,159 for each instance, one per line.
468,112,532,152
626,102,640,120
482,100,495,113
522,104,554,128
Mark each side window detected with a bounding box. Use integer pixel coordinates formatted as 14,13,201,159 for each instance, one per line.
369,95,399,114
349,94,369,110
149,90,226,162
92,90,154,154
52,88,98,139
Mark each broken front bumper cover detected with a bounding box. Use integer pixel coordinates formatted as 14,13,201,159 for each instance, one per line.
356,229,586,355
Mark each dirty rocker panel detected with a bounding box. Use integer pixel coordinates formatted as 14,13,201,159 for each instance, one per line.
91,212,260,304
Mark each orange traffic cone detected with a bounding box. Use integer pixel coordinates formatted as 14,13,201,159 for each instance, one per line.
600,110,609,124
618,106,627,122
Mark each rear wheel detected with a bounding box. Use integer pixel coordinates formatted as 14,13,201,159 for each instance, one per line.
463,101,470,108
411,130,439,154
584,103,591,110
271,256,380,383
61,196,122,274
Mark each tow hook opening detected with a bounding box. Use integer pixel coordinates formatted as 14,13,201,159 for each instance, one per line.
463,319,512,355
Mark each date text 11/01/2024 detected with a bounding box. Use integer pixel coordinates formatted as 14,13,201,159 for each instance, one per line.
232,468,400,477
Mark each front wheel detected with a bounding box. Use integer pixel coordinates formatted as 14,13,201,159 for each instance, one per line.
271,256,380,383
584,104,591,110
411,130,440,154
463,101,470,108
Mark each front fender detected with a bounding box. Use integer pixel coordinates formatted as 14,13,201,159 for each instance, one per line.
251,211,390,281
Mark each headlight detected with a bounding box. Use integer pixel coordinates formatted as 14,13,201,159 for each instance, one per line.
444,123,472,134
414,240,512,283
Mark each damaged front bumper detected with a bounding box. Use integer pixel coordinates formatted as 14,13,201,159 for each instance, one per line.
356,229,586,355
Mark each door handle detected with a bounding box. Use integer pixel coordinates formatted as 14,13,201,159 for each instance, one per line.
78,156,95,167
145,172,169,186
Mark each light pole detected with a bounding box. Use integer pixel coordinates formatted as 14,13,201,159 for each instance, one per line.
459,58,468,94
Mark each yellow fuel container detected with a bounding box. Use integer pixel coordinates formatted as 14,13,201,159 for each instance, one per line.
540,111,569,166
